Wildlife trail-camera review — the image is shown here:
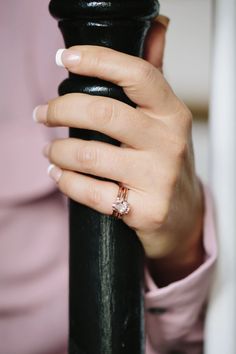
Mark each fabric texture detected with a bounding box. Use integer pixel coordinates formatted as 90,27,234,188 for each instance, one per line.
0,1,217,353
144,185,217,353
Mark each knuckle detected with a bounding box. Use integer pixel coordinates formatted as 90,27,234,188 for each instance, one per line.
86,184,102,206
135,60,155,82
158,206,169,225
161,173,179,205
167,130,188,161
47,96,66,126
77,144,98,172
182,108,193,130
173,139,188,160
150,202,169,227
167,172,178,191
47,99,57,125
173,103,193,133
88,98,115,127
89,49,103,69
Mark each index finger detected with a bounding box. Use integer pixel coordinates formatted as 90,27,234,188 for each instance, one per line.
56,46,179,116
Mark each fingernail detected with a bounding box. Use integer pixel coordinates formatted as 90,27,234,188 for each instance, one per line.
33,104,48,123
42,143,51,157
55,49,66,67
156,15,170,29
47,164,62,183
55,48,81,67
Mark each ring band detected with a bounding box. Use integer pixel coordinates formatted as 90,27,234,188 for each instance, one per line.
112,184,130,219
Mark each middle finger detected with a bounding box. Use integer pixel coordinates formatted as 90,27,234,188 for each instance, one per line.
35,93,160,150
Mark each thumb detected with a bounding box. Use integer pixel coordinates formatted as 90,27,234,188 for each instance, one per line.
143,15,170,71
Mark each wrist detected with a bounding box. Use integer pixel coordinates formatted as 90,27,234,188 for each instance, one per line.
146,236,204,288
146,178,205,287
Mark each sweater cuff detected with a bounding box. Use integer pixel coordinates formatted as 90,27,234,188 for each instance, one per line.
144,183,217,311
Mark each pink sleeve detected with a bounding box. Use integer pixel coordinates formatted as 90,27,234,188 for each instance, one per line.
144,184,217,354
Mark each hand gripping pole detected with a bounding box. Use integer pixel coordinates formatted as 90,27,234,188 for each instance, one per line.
49,1,160,353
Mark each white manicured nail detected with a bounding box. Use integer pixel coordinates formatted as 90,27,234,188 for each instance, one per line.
32,104,48,123
56,48,81,68
47,164,63,183
32,106,40,122
55,49,66,67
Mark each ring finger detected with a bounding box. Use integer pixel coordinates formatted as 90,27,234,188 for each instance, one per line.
48,166,141,226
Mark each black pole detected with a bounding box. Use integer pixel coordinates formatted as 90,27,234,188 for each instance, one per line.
49,1,160,353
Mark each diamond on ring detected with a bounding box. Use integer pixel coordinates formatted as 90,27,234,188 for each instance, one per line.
112,199,130,215
112,185,130,218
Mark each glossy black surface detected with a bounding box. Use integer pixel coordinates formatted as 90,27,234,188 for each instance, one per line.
49,1,159,353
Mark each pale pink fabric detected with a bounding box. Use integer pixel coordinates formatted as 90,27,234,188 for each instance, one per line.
145,185,217,353
0,1,217,353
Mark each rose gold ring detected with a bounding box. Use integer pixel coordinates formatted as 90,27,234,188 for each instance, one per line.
112,184,130,219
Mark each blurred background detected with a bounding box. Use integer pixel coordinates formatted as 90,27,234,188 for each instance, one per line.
161,0,212,182
164,2,236,353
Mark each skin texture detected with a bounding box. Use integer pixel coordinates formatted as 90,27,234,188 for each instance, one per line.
35,17,204,287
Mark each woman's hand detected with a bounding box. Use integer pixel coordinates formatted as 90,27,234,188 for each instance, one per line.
34,17,204,286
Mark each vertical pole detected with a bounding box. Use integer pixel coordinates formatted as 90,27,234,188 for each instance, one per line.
49,1,159,353
206,0,236,353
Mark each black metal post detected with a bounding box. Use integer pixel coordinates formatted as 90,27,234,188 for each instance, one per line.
49,1,159,353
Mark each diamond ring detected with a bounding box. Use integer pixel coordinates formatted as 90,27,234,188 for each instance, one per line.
112,184,130,219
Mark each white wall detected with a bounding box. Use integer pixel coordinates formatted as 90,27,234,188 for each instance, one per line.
160,2,236,353
206,0,236,353
161,0,212,111
159,0,212,183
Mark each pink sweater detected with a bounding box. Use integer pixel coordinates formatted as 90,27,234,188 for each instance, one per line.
0,1,217,353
